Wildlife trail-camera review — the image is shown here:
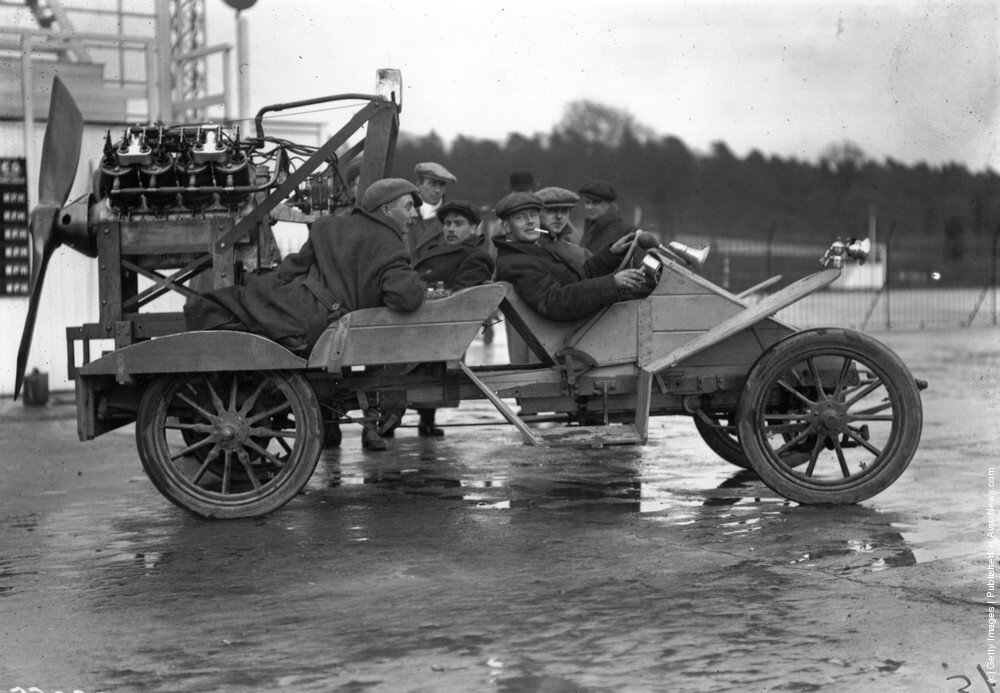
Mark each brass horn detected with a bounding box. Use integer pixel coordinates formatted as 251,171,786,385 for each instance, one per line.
666,241,710,269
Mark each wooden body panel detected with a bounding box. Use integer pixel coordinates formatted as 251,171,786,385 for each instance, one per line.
78,331,307,378
308,284,506,370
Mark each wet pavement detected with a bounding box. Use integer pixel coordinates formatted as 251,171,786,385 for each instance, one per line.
0,328,997,692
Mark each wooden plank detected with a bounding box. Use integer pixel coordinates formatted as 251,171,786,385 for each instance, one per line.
564,301,639,366
460,362,543,446
642,268,841,373
537,424,643,447
634,369,652,442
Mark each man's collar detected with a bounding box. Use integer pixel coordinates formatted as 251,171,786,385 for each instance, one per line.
420,201,442,220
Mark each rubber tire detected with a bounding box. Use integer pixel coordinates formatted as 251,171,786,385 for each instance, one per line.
736,328,922,504
693,410,750,469
137,370,323,519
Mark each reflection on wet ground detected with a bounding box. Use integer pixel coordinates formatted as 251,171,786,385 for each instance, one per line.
1,329,993,691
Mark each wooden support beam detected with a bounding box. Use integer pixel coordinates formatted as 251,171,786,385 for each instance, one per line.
459,362,543,446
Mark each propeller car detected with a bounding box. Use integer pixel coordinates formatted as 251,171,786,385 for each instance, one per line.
14,73,926,519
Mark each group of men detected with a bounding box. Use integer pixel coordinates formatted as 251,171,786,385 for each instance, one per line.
184,160,649,450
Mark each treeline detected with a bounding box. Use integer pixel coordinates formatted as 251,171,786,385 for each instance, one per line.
390,101,1000,287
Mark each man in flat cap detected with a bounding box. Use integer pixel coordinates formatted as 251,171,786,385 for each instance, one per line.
184,177,427,451
536,186,590,268
493,191,647,323
409,199,496,436
578,179,636,256
410,161,457,262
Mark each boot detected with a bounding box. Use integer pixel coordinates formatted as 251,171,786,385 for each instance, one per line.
417,408,444,437
361,407,388,451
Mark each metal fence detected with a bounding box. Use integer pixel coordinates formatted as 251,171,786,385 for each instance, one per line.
677,230,1000,331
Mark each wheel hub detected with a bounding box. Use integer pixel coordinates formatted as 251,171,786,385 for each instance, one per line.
212,413,249,449
811,400,848,435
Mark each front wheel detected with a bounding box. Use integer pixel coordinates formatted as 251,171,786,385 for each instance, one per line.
137,370,323,519
736,329,922,504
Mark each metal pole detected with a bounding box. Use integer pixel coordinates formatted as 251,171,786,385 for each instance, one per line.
992,224,999,326
154,0,173,121
20,35,35,210
236,10,250,121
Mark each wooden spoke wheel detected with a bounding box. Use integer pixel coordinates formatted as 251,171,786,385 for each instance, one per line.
737,328,922,504
137,370,323,519
693,409,749,469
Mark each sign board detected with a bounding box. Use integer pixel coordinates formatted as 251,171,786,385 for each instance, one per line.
0,157,30,296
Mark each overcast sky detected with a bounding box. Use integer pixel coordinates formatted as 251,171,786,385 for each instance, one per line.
206,1,996,170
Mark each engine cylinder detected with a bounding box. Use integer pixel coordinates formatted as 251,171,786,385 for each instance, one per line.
99,157,141,211
139,156,179,212
175,154,215,211
214,154,252,209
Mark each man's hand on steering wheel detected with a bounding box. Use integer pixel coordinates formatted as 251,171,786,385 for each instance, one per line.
610,231,638,255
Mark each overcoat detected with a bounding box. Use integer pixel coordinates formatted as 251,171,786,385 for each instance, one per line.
408,214,444,264
540,222,591,268
494,237,622,322
413,237,495,290
184,207,425,352
580,204,635,255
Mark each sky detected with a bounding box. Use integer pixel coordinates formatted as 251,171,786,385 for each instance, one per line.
198,0,1000,171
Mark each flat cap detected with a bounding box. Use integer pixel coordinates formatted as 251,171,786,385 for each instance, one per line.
494,191,543,219
361,178,422,213
535,186,580,208
414,162,457,183
578,179,617,202
436,199,481,225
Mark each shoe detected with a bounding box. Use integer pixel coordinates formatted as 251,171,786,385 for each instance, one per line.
361,428,387,451
418,423,445,437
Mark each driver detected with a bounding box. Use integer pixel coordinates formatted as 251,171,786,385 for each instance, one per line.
493,191,648,322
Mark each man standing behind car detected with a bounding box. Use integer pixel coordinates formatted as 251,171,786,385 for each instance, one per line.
410,161,457,262
578,179,636,255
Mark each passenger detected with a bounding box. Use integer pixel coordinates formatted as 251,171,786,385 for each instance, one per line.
410,199,496,437
410,161,457,262
493,191,648,322
535,186,590,267
578,179,636,255
332,157,363,216
184,177,427,451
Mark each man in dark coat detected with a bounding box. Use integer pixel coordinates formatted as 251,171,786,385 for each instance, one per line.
409,161,457,263
184,178,427,451
578,179,636,256
493,191,647,323
536,186,590,268
410,200,495,436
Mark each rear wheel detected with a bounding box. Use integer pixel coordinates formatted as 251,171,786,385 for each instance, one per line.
137,370,323,519
693,409,749,469
737,329,922,504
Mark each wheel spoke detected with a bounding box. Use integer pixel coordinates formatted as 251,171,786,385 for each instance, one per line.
843,376,884,408
803,436,824,476
221,449,232,494
191,445,220,485
176,391,216,422
833,356,853,398
165,420,213,433
237,448,262,490
848,400,894,418
849,413,894,422
276,437,293,454
774,425,814,455
832,438,851,478
806,358,826,399
764,421,811,436
169,434,216,461
202,375,226,415
245,438,286,470
247,425,298,439
238,378,270,417
246,401,292,426
229,373,239,412
844,426,883,456
776,379,815,407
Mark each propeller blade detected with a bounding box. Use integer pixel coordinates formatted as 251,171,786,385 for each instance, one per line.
13,208,57,399
37,76,83,207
